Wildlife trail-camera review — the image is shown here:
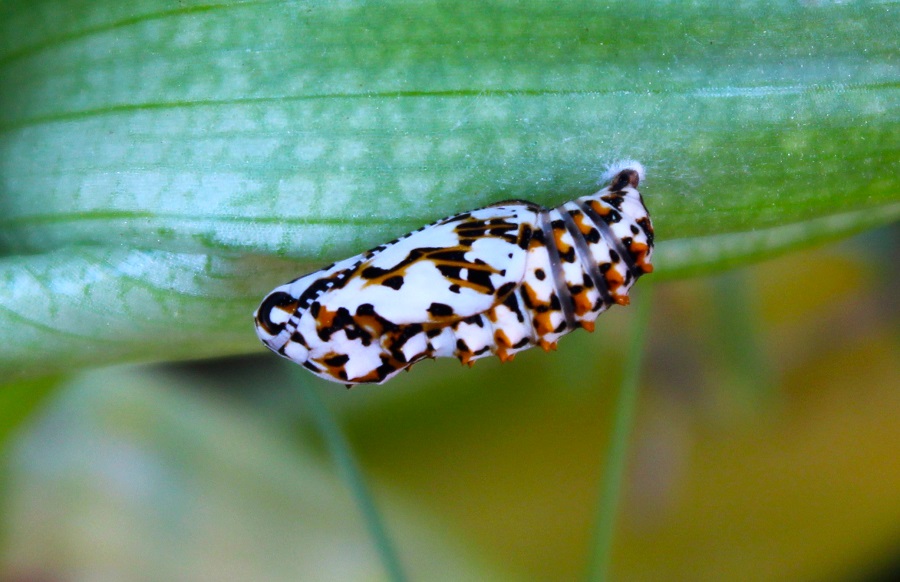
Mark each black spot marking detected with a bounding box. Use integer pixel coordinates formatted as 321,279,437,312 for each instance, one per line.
463,315,484,327
438,264,463,280
427,302,454,317
584,228,601,244
345,326,361,340
630,224,640,235
354,304,400,336
391,324,424,350
382,275,404,290
429,248,472,262
389,348,408,364
373,357,399,382
535,269,546,281
602,195,625,210
609,249,621,263
456,339,469,352
324,354,350,367
549,293,561,310
554,320,568,333
496,281,516,298
600,262,612,273
309,301,321,318
426,328,442,338
520,289,535,309
317,307,355,341
637,217,655,246
502,292,525,322
513,337,530,349
361,265,390,279
302,361,321,372
449,284,461,293
466,267,495,293
256,291,298,335
559,246,577,263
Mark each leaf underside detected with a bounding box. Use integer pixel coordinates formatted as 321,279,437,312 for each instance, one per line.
1,0,897,379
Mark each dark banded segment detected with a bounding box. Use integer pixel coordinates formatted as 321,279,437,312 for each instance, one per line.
537,209,578,331
575,200,642,279
557,206,613,308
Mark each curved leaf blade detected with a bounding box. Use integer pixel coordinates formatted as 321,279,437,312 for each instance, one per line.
0,0,897,377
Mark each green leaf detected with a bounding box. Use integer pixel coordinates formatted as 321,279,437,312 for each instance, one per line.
1,0,897,378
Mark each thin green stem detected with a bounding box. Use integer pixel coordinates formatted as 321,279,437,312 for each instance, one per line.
711,271,773,412
298,382,407,582
585,285,654,582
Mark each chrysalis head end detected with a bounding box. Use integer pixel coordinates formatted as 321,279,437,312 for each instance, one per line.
602,160,645,189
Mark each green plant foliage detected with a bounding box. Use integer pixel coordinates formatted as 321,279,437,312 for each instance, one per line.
1,0,897,379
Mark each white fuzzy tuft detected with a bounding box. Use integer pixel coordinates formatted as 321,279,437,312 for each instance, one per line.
601,160,646,185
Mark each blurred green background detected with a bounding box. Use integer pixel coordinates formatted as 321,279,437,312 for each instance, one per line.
3,236,898,581
1,0,898,580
